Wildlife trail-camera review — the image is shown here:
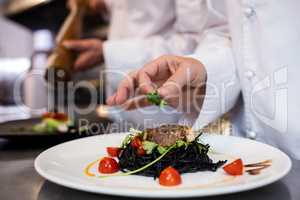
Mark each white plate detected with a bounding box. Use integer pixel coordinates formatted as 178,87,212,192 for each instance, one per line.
35,133,291,198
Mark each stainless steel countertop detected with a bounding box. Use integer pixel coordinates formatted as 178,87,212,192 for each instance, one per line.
0,138,299,200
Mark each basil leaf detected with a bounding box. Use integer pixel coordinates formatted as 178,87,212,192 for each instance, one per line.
146,92,167,108
157,146,168,154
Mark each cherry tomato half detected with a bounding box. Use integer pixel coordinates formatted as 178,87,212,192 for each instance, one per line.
131,136,142,148
53,112,68,121
106,147,121,157
223,159,243,176
137,146,146,156
42,112,55,119
159,166,182,186
98,157,119,174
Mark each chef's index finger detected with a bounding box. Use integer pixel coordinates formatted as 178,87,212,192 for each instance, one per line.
114,71,138,105
137,56,176,94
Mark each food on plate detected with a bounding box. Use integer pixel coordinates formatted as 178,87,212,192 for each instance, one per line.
10,112,89,135
89,125,226,186
32,112,73,134
118,125,226,180
84,127,274,187
146,92,167,108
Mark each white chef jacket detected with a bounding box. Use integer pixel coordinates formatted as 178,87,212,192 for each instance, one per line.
102,0,227,128
187,0,300,159
103,0,227,96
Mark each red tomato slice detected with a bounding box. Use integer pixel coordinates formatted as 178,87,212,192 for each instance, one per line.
42,112,68,121
223,159,244,175
159,166,182,186
53,112,68,121
137,146,146,156
98,157,119,174
131,136,142,148
106,147,121,157
42,112,55,119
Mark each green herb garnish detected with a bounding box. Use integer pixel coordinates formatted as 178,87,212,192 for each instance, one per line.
146,92,167,108
98,131,219,179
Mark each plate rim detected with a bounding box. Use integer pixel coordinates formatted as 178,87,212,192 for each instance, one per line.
34,133,292,198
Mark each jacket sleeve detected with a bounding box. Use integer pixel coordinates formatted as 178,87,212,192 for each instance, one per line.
179,29,241,130
103,0,211,71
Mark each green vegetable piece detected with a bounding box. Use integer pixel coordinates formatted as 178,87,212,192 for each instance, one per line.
45,118,63,133
32,118,65,134
146,92,167,108
176,140,186,148
142,141,158,154
32,122,47,133
156,140,186,154
157,146,168,154
79,126,89,133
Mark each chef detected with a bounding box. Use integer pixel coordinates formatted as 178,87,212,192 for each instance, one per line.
107,0,300,159
65,0,227,128
64,0,221,92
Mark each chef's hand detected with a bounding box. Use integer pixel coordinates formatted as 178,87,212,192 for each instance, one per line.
107,55,207,112
63,39,103,71
67,0,107,15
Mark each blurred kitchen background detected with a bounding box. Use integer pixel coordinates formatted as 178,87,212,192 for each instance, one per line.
0,0,230,136
0,0,108,122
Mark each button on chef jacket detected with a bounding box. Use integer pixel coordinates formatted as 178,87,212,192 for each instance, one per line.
188,0,300,159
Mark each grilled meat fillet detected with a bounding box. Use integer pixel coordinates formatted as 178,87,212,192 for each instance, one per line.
145,124,195,147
